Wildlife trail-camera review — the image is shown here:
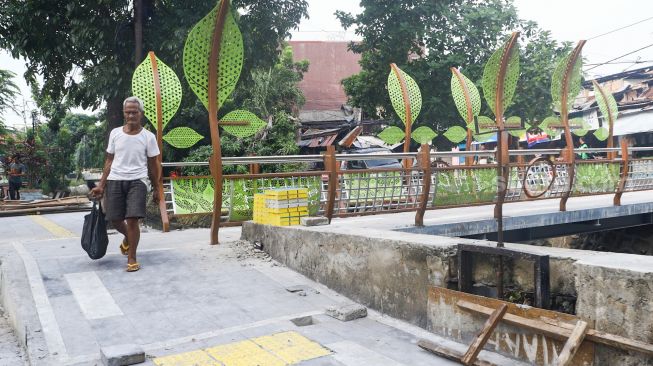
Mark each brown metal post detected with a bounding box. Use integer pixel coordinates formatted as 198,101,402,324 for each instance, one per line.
391,63,413,169
207,0,230,244
148,52,170,232
559,41,586,212
415,144,431,226
614,139,630,206
324,145,337,223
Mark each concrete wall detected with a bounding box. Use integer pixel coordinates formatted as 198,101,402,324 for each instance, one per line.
242,222,653,365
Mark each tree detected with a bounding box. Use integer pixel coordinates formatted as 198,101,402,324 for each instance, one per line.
0,69,19,130
0,0,308,131
336,0,571,141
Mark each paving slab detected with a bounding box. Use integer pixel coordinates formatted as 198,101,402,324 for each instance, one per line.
0,211,518,365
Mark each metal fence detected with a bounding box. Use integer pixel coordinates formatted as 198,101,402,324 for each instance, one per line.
159,146,653,227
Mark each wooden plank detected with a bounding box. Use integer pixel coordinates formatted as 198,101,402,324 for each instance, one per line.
557,320,589,366
539,316,653,356
459,300,653,356
462,304,508,365
417,339,497,366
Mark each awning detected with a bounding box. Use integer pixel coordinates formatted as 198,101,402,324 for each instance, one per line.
612,109,653,136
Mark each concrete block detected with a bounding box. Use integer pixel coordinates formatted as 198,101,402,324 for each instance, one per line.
326,303,367,322
301,216,329,226
100,344,145,366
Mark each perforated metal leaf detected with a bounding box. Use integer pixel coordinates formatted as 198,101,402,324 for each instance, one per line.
443,126,467,143
474,131,495,143
540,116,561,137
451,70,481,123
593,81,618,125
220,110,266,138
571,118,590,137
163,127,203,148
551,51,583,112
132,53,182,130
594,127,609,141
378,126,405,145
183,2,243,111
482,37,520,116
506,116,525,137
411,126,437,144
387,65,422,126
470,115,496,135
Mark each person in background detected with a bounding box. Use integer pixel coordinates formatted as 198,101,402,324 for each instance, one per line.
577,137,589,160
8,154,26,200
90,96,161,272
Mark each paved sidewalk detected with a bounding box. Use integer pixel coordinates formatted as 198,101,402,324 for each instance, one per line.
0,212,521,366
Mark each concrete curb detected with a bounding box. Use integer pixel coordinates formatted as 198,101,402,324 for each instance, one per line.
0,243,52,365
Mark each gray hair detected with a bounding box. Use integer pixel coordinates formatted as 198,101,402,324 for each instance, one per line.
123,96,145,112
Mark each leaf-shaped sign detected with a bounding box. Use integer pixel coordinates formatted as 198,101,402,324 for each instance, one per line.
387,64,422,126
220,110,266,138
183,2,243,111
132,52,182,130
163,127,203,148
450,69,481,123
482,34,520,116
443,125,468,143
378,126,405,145
594,127,609,141
551,46,583,112
412,126,437,144
539,116,561,137
474,132,495,143
593,81,618,125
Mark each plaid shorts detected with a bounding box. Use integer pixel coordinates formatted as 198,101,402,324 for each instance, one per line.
104,180,147,221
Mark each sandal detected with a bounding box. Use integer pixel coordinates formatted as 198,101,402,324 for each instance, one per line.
126,263,140,272
120,240,129,256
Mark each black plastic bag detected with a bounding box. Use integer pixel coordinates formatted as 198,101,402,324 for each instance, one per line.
81,200,109,260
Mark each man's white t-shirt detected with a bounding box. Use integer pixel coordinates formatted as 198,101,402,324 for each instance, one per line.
106,127,160,181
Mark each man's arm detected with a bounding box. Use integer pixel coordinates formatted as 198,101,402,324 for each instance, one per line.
147,155,161,202
90,153,114,198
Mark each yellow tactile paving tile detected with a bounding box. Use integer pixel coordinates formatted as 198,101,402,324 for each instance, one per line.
205,339,285,366
152,331,331,366
30,215,76,238
252,331,332,364
153,350,220,366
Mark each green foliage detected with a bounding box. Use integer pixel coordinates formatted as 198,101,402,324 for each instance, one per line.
0,0,308,130
0,69,19,127
574,163,620,194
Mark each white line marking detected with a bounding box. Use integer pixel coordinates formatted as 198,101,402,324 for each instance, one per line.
64,272,124,320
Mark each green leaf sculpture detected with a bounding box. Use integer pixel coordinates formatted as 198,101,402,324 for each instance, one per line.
539,116,561,137
387,64,422,126
506,116,527,138
220,110,266,138
551,52,583,112
594,127,609,141
132,53,182,131
183,2,243,111
412,126,437,144
470,116,496,135
482,36,520,116
163,127,204,148
451,69,481,123
378,126,405,145
571,118,590,137
593,82,618,124
443,126,468,144
474,132,495,143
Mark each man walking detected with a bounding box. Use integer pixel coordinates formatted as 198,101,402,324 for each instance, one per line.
91,96,161,272
8,155,26,200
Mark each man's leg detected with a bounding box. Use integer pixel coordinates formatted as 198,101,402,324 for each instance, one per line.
125,218,140,265
111,220,128,238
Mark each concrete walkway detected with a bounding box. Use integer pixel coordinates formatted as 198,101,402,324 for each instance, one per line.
0,211,517,366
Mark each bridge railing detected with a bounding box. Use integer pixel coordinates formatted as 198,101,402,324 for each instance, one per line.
159,146,653,227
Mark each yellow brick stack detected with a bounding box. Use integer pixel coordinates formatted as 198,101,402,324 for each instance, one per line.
253,188,309,226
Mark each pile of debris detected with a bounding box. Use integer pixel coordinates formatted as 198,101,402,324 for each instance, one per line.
0,196,91,216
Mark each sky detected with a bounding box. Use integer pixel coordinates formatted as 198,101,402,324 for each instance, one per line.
2,0,653,129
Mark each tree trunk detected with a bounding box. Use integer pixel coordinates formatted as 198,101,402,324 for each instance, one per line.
106,96,123,141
